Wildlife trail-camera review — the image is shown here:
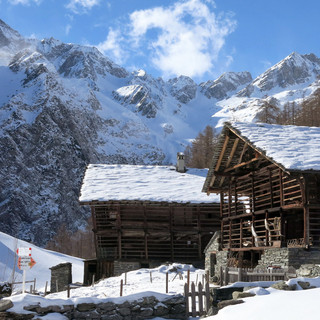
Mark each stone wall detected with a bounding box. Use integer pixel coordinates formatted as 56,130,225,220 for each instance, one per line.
50,263,72,293
204,232,229,280
113,261,141,276
3,294,186,320
258,248,320,269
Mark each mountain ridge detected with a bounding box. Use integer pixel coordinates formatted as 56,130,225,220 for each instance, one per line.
1,19,320,245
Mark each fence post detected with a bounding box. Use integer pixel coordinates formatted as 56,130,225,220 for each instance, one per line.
187,269,190,290
44,281,48,296
166,272,169,293
150,271,152,283
198,282,203,316
205,279,210,313
67,284,70,298
120,279,123,297
184,283,189,316
191,282,197,317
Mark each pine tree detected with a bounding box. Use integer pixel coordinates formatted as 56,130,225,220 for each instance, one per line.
185,125,218,168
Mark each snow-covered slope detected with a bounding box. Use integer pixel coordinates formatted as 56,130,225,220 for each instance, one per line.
0,231,83,292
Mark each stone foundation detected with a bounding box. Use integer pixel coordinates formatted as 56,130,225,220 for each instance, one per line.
258,247,320,269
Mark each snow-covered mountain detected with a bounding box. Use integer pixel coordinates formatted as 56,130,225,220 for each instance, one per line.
1,19,320,246
214,52,320,126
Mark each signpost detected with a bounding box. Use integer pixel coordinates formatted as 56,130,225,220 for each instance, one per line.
17,247,36,293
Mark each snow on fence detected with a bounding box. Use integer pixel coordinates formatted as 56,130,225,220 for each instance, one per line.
219,266,297,286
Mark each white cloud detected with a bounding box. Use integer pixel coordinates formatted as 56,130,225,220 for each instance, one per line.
66,0,100,14
65,24,72,36
98,0,236,79
96,28,128,64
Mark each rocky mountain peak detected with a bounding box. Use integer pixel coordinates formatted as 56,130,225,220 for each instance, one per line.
238,52,320,97
200,71,252,100
167,75,197,104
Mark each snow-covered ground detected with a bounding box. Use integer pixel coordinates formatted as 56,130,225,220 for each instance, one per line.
2,231,320,320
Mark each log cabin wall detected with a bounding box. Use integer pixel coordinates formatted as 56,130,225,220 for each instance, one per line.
203,126,320,253
220,165,306,251
91,201,220,264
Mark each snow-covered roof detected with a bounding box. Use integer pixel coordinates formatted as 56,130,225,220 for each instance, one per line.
230,122,320,171
79,164,219,203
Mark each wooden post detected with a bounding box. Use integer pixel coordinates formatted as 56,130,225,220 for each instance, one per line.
279,170,284,206
166,272,169,293
220,266,223,286
44,281,48,296
191,282,196,317
228,180,232,217
205,279,210,313
187,269,190,290
251,173,256,212
238,267,242,282
304,207,310,246
198,282,203,316
184,283,189,316
240,218,243,248
269,169,274,207
67,284,70,298
120,279,123,296
30,285,32,294
224,266,228,285
234,179,238,215
150,271,152,283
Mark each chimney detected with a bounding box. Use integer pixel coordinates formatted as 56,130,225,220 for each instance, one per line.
176,152,186,173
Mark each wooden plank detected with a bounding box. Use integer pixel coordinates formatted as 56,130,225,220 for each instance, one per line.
191,282,197,317
198,282,203,315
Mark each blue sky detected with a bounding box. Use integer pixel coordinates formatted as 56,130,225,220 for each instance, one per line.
1,0,320,83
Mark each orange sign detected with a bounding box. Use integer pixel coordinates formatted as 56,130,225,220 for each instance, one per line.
29,257,36,269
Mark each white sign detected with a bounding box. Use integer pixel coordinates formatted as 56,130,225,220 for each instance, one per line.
18,256,31,270
17,247,32,257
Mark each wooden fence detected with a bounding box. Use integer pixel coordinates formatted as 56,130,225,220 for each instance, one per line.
184,281,210,317
219,266,296,286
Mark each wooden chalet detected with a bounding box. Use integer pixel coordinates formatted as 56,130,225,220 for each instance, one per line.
203,122,320,267
79,162,220,281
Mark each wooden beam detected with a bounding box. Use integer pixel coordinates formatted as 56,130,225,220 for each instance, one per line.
219,138,240,187
209,134,230,188
224,157,260,173
238,143,248,164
